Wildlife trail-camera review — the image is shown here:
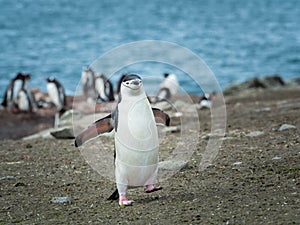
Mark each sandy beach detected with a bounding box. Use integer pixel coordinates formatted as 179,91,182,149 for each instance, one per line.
0,86,299,224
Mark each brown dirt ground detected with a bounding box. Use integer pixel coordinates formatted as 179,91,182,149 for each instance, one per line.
0,87,299,224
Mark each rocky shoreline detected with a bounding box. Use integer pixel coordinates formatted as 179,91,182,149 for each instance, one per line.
0,75,299,140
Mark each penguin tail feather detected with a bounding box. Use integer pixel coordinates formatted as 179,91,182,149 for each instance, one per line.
107,189,119,201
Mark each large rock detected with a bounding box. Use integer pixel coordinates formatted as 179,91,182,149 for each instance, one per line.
50,127,75,139
261,75,285,87
224,75,285,95
286,77,300,86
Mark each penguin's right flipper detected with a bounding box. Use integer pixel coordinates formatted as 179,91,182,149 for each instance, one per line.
107,188,119,201
75,114,114,147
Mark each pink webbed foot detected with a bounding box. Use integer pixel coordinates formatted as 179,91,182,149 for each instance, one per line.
119,194,134,206
145,184,163,193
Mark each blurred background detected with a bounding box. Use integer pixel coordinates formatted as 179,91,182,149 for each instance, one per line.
0,0,299,96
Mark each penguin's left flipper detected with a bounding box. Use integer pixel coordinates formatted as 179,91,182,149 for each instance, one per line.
152,108,170,126
75,114,114,147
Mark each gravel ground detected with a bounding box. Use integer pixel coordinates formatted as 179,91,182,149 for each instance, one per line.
0,87,299,224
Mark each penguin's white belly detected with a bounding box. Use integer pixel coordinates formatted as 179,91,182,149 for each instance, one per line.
115,97,159,187
13,80,22,102
95,78,107,100
47,83,60,108
17,90,29,111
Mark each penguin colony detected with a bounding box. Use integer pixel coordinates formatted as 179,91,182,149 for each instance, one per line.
1,73,67,114
1,68,183,113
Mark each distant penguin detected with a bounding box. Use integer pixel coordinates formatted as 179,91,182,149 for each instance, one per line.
199,93,215,109
17,86,33,112
94,74,115,102
46,77,66,128
155,73,179,102
75,74,170,207
2,73,24,109
1,73,32,111
81,66,96,97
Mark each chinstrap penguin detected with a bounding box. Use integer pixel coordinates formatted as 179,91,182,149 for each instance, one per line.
155,73,179,102
81,66,96,97
46,77,67,128
94,74,115,102
75,74,170,207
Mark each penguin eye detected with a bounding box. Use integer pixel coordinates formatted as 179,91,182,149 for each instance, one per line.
125,81,130,85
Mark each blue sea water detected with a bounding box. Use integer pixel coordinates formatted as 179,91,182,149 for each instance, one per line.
0,0,299,97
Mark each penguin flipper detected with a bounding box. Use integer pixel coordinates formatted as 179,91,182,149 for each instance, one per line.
75,114,114,147
152,108,170,126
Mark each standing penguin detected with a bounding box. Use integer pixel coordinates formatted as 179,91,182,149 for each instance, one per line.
17,73,35,112
75,74,170,206
199,92,216,109
155,73,179,102
1,73,29,110
81,66,96,97
94,74,115,102
46,77,66,128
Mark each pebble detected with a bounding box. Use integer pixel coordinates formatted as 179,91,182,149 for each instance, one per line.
246,131,265,137
162,126,180,133
278,124,297,131
272,156,282,160
14,182,26,187
254,107,271,112
50,197,73,204
232,162,243,166
0,176,17,181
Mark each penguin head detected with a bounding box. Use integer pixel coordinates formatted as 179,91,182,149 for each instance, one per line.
45,77,56,83
121,74,142,91
15,73,23,80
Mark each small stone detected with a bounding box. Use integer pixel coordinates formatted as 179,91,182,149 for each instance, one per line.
278,124,297,131
50,197,73,204
25,144,33,148
172,112,183,118
254,107,271,112
232,162,243,166
14,182,26,187
162,126,180,133
0,176,17,181
246,131,265,137
272,156,281,160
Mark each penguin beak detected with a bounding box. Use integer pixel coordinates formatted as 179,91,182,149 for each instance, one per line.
132,79,141,86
